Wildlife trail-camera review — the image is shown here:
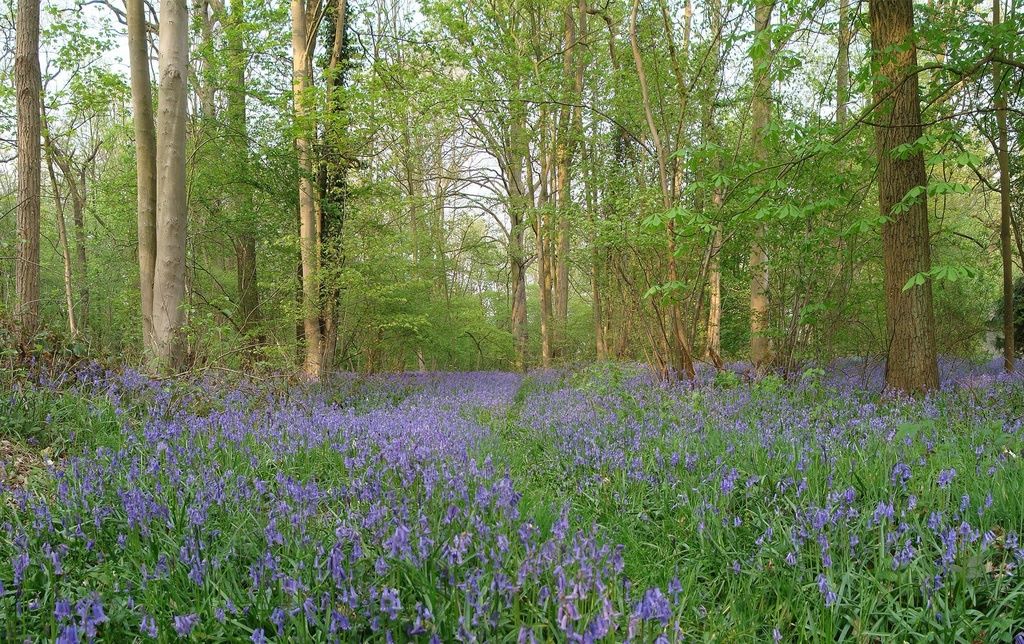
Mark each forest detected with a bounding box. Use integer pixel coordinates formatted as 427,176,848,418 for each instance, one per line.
1,0,1024,641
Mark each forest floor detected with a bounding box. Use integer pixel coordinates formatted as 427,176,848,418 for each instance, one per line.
2,361,1024,641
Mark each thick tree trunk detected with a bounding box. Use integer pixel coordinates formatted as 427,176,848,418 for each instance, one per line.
152,0,190,370
14,0,41,343
869,0,939,392
292,0,323,377
993,0,1014,371
749,0,772,370
127,0,158,356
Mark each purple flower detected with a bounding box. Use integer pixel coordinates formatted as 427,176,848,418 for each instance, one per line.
56,624,79,644
55,599,72,622
635,587,671,624
174,614,199,637
937,468,956,488
380,587,401,620
140,614,158,638
892,540,916,569
817,574,837,607
871,501,895,525
890,462,912,485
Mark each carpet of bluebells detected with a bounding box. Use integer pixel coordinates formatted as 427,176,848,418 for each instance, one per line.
2,360,1024,641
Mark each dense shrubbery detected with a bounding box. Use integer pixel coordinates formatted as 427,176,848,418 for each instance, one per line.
2,362,1024,641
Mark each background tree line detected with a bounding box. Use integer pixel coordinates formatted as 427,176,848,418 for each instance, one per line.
0,0,1021,392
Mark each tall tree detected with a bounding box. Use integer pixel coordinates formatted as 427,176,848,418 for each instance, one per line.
152,0,191,369
41,107,77,336
318,0,349,373
629,0,696,379
127,0,158,355
553,3,585,332
14,0,42,343
869,0,939,392
291,0,325,377
508,97,531,371
992,0,1014,371
704,0,725,369
224,0,263,348
749,0,772,369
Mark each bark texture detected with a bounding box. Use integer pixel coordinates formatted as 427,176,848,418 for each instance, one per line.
15,0,41,342
749,0,772,369
993,0,1014,371
869,0,939,392
292,0,323,377
152,0,190,370
127,0,158,355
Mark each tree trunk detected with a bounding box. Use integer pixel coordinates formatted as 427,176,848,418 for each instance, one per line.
993,0,1014,371
195,0,217,120
869,0,939,393
127,0,158,356
225,0,262,348
749,0,772,370
536,116,554,368
508,97,530,371
629,0,695,379
584,132,607,361
14,0,41,344
69,172,89,324
318,0,350,374
553,8,579,328
48,147,91,327
292,0,323,377
837,0,850,125
703,0,724,369
152,0,190,370
706,223,724,368
43,140,77,336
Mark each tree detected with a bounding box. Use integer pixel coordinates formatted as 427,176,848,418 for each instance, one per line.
992,0,1014,371
152,0,190,369
290,0,325,378
127,0,158,356
869,0,939,392
629,0,696,380
749,0,772,370
14,0,41,343
41,106,78,336
317,0,350,373
697,0,726,370
224,0,263,349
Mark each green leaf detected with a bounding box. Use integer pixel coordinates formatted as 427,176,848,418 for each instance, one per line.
640,213,663,231
902,273,927,291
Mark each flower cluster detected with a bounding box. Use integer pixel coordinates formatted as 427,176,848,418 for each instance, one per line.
2,361,1023,641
